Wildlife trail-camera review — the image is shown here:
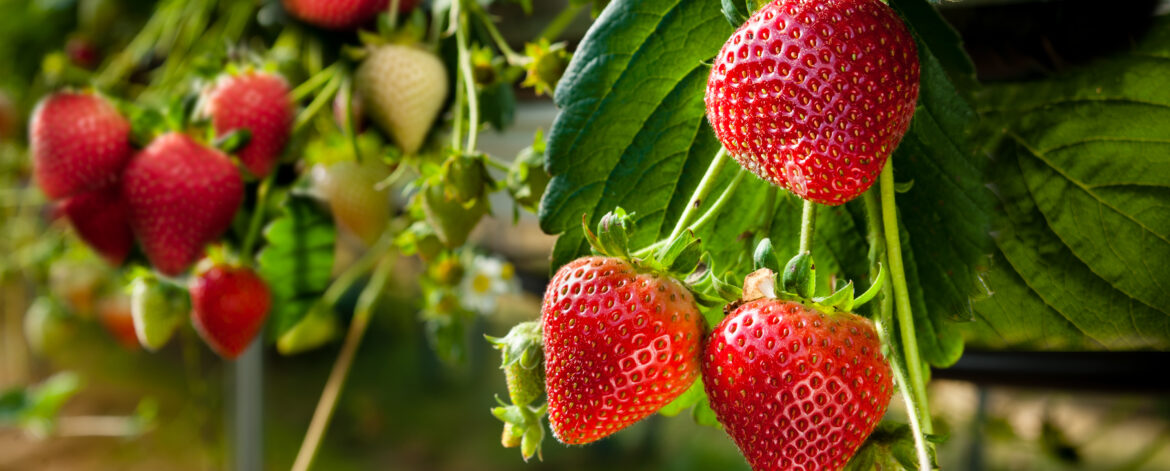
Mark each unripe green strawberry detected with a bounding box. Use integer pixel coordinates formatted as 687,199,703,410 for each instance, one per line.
705,0,919,205
311,160,391,245
487,321,545,407
130,276,185,351
277,302,340,355
420,182,488,248
24,297,75,356
355,44,449,155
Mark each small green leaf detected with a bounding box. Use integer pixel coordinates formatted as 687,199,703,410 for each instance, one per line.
781,252,813,299
656,230,702,276
814,280,854,313
658,379,704,417
257,195,336,337
213,128,252,154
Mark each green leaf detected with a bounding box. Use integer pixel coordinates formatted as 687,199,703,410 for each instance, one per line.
657,379,703,417
540,0,992,367
257,194,336,337
968,17,1170,350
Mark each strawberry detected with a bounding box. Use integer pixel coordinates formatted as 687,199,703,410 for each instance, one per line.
282,0,420,31
58,185,134,265
355,44,448,155
189,263,271,359
705,0,919,205
122,132,244,276
130,276,185,351
98,294,140,351
487,321,545,407
205,71,293,178
310,160,390,245
29,91,132,200
542,256,703,444
702,298,894,471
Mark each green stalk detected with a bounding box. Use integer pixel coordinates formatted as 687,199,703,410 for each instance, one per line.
798,200,816,254
293,70,344,133
290,230,398,471
539,2,586,42
669,147,729,242
879,162,932,434
472,4,527,64
239,173,274,260
451,57,465,152
864,189,932,471
634,165,745,258
455,5,480,152
292,64,340,103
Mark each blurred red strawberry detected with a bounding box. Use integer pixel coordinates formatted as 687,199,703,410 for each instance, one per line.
30,91,132,199
283,0,420,30
98,295,140,351
205,71,293,178
189,263,271,359
58,185,134,265
122,132,243,276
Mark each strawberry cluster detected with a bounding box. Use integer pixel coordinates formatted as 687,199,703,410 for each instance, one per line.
30,71,290,358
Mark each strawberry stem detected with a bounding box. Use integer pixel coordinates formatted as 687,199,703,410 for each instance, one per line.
864,188,932,471
879,161,933,433
291,63,340,103
455,2,480,152
239,172,274,260
293,68,343,133
471,4,528,65
291,233,398,471
668,147,729,242
798,199,815,255
539,2,586,42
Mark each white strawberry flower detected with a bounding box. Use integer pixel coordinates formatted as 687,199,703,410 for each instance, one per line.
459,253,520,315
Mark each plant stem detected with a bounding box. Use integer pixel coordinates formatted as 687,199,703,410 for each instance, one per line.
798,199,816,254
451,57,465,152
471,4,527,64
387,0,401,28
668,147,729,242
290,234,397,471
634,165,745,258
455,5,480,153
879,161,933,434
239,173,274,260
322,230,396,306
864,189,931,471
539,2,585,42
294,70,343,133
291,63,339,103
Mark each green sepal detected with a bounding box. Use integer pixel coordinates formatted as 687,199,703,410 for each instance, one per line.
658,379,704,417
752,238,781,273
687,253,743,308
721,0,750,26
276,302,340,355
440,152,491,205
781,252,814,299
165,92,198,133
814,280,855,313
395,221,444,262
894,179,915,193
128,106,167,147
214,129,252,154
851,263,885,310
655,230,703,278
582,207,635,259
491,402,547,462
486,321,543,369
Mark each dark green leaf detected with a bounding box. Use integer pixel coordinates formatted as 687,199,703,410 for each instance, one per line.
257,195,336,337
968,18,1170,350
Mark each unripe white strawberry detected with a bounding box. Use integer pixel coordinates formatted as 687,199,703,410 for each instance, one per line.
355,44,449,155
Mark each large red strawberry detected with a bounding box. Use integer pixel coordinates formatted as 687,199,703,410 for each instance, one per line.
29,91,132,200
703,298,894,471
282,0,420,31
705,0,919,205
189,263,271,359
205,71,293,178
542,256,703,444
58,185,134,265
122,132,244,276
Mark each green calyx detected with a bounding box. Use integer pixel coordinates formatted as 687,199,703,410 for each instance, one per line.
491,401,547,462
581,207,705,280
748,238,885,314
486,321,545,407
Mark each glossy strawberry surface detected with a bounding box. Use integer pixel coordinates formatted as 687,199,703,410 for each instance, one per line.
282,0,419,30
703,299,893,471
542,256,703,444
122,133,243,276
30,91,132,199
706,0,919,205
206,71,293,178
59,185,134,265
189,264,271,359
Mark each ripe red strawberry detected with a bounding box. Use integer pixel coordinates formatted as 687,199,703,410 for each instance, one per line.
122,132,244,276
205,71,293,178
58,185,134,265
98,294,140,351
702,299,894,471
542,256,703,444
189,264,271,359
282,0,420,31
30,91,132,200
705,0,919,205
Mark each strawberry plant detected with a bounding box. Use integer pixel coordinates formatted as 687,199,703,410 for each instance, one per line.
1,0,1168,469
